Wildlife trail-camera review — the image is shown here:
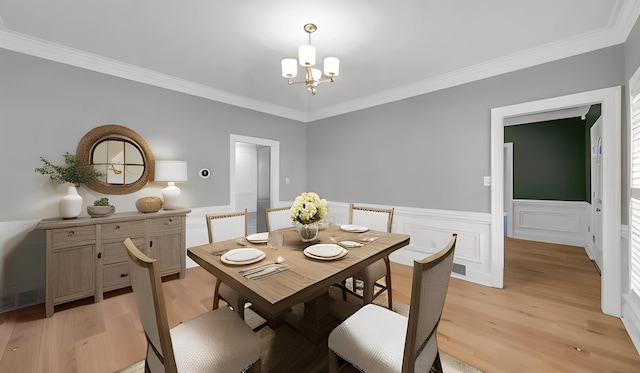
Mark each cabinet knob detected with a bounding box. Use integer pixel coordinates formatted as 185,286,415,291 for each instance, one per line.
97,252,102,259
67,231,75,236
115,225,120,230
120,273,129,278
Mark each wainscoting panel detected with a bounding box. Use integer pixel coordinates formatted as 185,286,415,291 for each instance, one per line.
389,205,492,286
512,200,589,247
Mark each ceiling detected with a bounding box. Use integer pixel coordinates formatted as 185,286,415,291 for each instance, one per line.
1,1,639,122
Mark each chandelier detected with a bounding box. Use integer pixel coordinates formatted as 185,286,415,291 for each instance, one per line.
281,23,340,95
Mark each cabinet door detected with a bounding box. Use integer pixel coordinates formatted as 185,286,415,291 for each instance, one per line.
148,233,181,275
52,244,95,303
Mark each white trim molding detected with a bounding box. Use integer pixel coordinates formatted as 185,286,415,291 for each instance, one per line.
492,87,622,316
2,0,639,123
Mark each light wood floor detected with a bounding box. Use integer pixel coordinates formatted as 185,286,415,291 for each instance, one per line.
1,238,639,372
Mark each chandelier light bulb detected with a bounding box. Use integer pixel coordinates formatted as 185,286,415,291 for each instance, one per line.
298,44,316,66
281,58,297,78
311,68,322,81
324,57,340,77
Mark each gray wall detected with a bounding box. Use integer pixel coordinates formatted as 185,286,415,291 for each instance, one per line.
0,49,306,222
307,45,625,213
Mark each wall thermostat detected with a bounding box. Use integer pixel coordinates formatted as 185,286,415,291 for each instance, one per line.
199,168,211,179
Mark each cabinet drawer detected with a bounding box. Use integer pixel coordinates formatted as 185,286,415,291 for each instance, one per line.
52,226,96,250
103,262,131,290
102,237,145,265
101,220,145,240
147,216,181,234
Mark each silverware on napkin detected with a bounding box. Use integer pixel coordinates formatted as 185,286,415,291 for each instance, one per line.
239,263,289,280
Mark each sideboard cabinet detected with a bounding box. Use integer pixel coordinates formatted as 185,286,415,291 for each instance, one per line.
36,208,190,317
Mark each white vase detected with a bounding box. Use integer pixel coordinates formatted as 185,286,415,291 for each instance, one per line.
296,222,319,242
59,186,83,219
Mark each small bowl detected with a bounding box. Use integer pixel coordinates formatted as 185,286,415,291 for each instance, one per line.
136,197,163,213
87,205,115,218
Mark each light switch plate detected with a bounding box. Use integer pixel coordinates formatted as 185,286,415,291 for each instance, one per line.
483,176,491,186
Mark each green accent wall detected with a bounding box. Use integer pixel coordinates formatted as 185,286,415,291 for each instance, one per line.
505,117,588,201
504,104,600,202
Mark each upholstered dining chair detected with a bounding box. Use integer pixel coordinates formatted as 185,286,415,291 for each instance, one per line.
205,210,249,318
345,203,395,309
264,206,293,231
328,233,457,373
123,238,262,373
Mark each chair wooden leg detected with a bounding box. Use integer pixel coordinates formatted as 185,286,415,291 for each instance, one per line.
362,276,374,304
341,279,348,301
212,279,222,310
328,349,340,373
384,256,393,309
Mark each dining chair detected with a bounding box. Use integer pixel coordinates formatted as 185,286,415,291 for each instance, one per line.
328,233,457,373
205,209,249,318
264,206,293,231
123,238,262,373
345,203,395,309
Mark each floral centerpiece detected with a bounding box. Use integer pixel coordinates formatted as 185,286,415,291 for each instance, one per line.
290,192,328,242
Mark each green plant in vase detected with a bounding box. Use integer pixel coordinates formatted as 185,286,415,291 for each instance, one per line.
35,152,103,219
88,197,115,218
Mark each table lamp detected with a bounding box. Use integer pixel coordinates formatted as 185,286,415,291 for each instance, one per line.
155,160,188,210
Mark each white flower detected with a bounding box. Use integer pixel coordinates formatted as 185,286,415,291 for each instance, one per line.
290,192,328,225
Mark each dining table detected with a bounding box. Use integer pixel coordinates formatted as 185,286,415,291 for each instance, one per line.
187,225,410,343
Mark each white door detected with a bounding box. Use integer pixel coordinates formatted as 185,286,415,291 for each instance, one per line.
590,117,603,271
235,143,258,212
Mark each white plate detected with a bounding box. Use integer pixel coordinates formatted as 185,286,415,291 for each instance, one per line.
304,243,345,258
221,248,266,265
246,232,269,243
340,224,369,233
304,245,348,261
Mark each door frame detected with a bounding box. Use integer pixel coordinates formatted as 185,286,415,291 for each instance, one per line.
503,142,514,238
230,134,280,211
490,86,621,316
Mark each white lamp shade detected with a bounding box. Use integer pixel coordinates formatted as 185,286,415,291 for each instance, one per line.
310,68,322,81
155,160,188,182
281,58,297,78
324,57,339,77
298,44,316,66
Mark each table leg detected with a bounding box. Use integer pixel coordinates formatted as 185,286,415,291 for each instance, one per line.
297,292,339,344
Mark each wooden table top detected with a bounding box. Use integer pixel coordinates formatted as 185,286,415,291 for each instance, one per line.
187,227,410,316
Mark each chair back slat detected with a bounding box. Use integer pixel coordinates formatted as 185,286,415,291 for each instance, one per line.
265,206,293,231
402,233,457,373
349,204,394,233
206,209,247,243
124,238,177,373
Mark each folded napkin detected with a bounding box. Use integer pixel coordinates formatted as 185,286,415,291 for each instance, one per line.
239,263,289,280
338,240,363,248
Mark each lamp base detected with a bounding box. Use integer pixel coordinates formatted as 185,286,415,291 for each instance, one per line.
162,184,181,210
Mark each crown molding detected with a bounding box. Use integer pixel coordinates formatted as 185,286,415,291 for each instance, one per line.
1,1,639,124
307,1,640,122
0,29,308,122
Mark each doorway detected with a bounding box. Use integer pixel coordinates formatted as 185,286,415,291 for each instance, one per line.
491,87,621,317
230,134,280,233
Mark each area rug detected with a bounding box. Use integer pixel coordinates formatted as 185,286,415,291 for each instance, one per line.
115,289,482,372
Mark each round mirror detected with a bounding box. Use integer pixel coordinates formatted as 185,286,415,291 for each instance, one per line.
77,124,155,194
